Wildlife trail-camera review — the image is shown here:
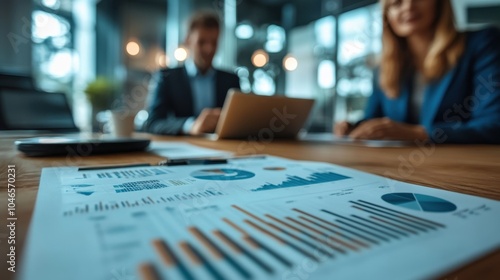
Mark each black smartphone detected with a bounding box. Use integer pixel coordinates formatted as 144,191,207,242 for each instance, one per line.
15,137,151,157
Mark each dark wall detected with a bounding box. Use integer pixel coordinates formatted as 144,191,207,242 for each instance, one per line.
96,0,167,77
468,6,500,25
0,0,33,74
96,0,122,78
244,0,378,28
294,0,377,26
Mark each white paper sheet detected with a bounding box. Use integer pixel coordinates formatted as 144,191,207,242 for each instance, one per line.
21,156,500,280
301,133,413,147
148,141,233,160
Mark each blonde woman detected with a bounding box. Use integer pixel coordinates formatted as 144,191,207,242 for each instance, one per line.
335,0,500,143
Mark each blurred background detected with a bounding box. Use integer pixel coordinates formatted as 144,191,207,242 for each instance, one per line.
1,0,499,133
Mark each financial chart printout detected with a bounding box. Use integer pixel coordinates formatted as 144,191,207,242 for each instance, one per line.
20,156,500,280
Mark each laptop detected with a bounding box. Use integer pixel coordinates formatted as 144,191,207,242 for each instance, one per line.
214,89,315,139
0,88,150,156
0,88,79,133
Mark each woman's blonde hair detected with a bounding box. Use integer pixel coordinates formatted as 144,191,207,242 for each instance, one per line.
379,0,465,98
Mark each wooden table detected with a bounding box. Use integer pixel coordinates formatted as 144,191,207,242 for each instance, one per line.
1,134,499,279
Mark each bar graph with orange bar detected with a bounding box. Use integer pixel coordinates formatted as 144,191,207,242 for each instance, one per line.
122,198,448,280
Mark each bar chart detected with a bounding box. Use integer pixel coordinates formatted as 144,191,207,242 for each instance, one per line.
252,171,351,192
94,168,169,179
114,198,447,280
62,189,226,216
64,167,173,182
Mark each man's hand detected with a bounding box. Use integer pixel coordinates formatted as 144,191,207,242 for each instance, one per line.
190,108,221,135
334,121,354,136
349,117,428,141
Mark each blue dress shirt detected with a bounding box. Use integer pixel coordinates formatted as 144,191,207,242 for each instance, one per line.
182,60,217,133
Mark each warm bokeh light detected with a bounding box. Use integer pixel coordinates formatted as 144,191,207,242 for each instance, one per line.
251,50,269,68
283,55,298,71
157,53,168,68
174,47,188,62
126,41,140,56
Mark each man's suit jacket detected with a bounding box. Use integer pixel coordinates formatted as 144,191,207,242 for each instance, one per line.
144,66,240,135
365,27,500,144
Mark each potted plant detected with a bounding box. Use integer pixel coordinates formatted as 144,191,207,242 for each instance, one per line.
84,77,119,132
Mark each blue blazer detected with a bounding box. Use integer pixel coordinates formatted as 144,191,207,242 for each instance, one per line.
365,27,500,144
144,66,240,135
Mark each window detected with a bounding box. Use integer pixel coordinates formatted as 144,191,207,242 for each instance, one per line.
32,1,76,93
335,4,382,123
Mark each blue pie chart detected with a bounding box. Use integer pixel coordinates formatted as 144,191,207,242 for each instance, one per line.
381,193,457,212
191,169,255,181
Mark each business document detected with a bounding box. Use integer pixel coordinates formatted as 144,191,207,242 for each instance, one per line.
21,156,500,280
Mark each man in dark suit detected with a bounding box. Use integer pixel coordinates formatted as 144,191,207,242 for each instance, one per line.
144,11,240,135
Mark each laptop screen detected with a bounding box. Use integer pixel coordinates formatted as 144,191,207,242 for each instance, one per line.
0,89,78,131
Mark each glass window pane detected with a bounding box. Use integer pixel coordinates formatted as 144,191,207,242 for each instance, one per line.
335,4,382,124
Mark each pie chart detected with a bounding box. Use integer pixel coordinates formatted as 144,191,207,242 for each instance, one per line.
191,169,255,181
381,193,457,212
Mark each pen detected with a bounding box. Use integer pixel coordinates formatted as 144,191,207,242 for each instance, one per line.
159,158,228,166
158,155,266,166
77,155,265,170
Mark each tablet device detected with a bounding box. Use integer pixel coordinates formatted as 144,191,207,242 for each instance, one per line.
15,137,151,157
215,90,315,139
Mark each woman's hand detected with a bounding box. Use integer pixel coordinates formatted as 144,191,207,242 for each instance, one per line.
349,117,429,141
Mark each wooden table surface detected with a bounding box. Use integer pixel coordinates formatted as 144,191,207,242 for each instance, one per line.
1,134,499,279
